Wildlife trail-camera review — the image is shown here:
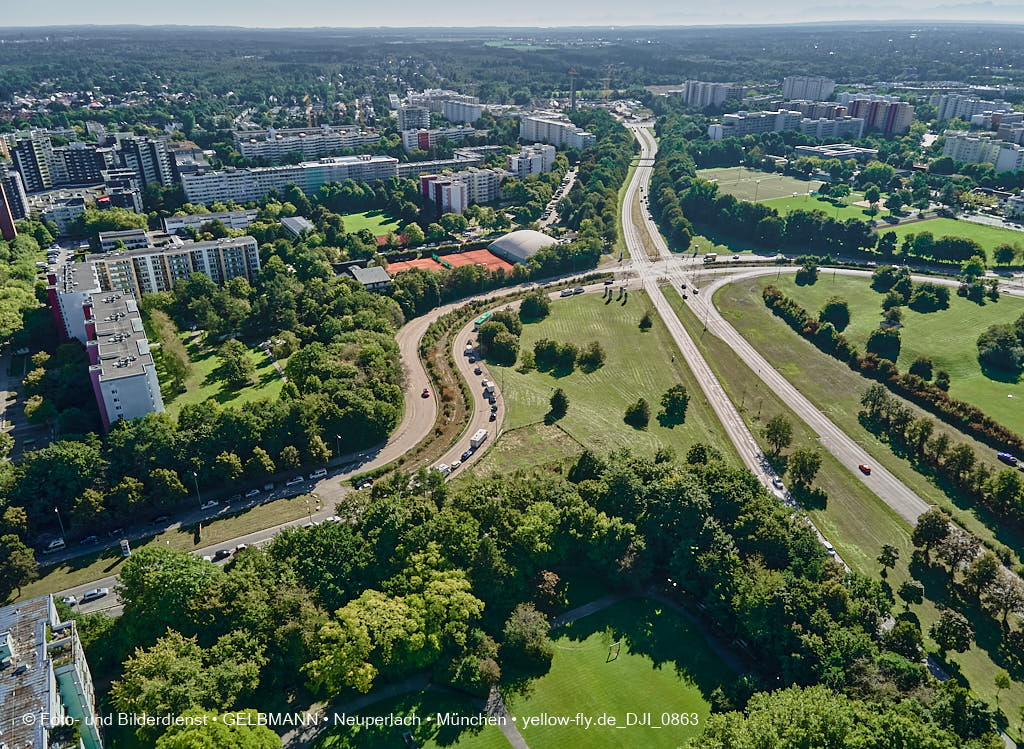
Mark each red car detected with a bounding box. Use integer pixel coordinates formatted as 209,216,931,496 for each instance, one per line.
421,388,430,398
858,463,872,475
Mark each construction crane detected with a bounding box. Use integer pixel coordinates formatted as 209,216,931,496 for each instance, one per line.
568,69,579,111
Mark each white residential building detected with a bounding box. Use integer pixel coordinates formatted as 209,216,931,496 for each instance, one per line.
397,106,431,131
942,131,1024,173
408,89,479,113
401,126,476,153
782,76,836,101
164,209,259,234
235,125,380,162
682,81,745,108
181,155,399,204
419,167,503,214
506,143,557,178
519,115,596,150
443,100,485,125
798,116,866,139
40,196,87,236
930,93,1014,122
709,110,804,139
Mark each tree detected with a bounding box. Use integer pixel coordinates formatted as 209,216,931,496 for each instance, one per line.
787,448,822,488
519,291,551,321
624,398,650,428
898,580,924,608
866,328,900,361
247,447,275,477
149,468,187,507
995,671,1011,707
219,340,256,388
963,551,1000,599
908,355,933,380
403,223,425,246
934,370,951,391
489,330,520,366
864,184,881,206
502,603,553,665
578,341,605,370
0,534,37,600
818,297,850,332
929,609,974,656
549,388,568,418
884,193,905,213
877,544,899,577
994,243,1017,266
639,311,652,330
154,710,281,749
214,452,244,484
960,254,987,281
763,415,793,456
658,384,689,426
279,445,301,469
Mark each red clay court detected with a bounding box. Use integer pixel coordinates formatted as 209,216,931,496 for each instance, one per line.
386,249,514,276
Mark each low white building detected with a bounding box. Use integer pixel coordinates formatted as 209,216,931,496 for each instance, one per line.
164,209,258,234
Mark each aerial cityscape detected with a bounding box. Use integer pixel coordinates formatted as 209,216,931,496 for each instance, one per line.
3,14,1024,749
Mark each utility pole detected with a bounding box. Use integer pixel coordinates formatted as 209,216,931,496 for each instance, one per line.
54,507,66,540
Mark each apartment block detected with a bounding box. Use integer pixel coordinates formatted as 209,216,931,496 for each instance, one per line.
942,131,1024,172
408,89,479,113
12,133,56,191
235,125,380,162
845,99,915,134
395,152,486,178
164,209,258,234
401,126,476,153
397,106,431,131
798,116,866,139
793,143,879,161
181,154,400,204
0,168,29,220
519,115,596,150
419,167,503,214
442,100,485,125
41,197,87,236
682,80,745,108
782,76,836,101
506,143,557,178
0,595,104,749
98,228,151,253
119,136,174,187
930,93,1014,122
709,110,804,139
1007,194,1024,218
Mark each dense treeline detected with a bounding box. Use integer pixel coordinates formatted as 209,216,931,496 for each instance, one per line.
73,449,1002,747
762,284,1024,457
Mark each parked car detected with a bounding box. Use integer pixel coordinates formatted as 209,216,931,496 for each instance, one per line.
462,449,474,460
81,588,109,603
573,286,585,295
772,477,785,490
490,403,498,413
214,549,232,561
324,516,342,523
489,412,497,421
108,528,124,538
244,488,260,498
451,460,462,470
858,464,872,475
302,521,318,529
61,596,77,607
421,388,430,398
285,476,305,487
263,482,274,491
560,288,574,297
234,544,248,553
998,452,1018,466
309,468,328,480
604,279,614,285
822,541,837,557
474,366,482,375
79,535,98,545
200,500,219,510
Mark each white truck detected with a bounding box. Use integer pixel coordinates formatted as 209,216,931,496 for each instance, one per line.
470,428,488,449
481,379,495,395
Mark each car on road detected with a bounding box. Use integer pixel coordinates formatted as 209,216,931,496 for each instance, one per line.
732,254,740,259
108,528,124,538
489,412,497,421
858,464,872,475
302,521,318,529
200,500,219,510
61,595,77,607
468,355,476,363
474,366,482,375
691,287,699,295
772,477,785,490
81,588,109,603
560,288,574,297
461,449,474,461
681,293,688,299
79,535,98,545
573,286,585,295
680,282,686,288
356,479,374,490
998,452,1018,466
451,460,462,470
324,516,341,523
421,388,430,398
822,541,837,557
234,544,248,553
604,279,614,285
309,468,328,480
245,488,260,498
285,476,305,487
490,403,498,412
214,549,232,560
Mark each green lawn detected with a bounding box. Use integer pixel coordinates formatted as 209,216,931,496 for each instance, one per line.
882,218,1024,261
315,691,507,749
506,598,731,749
158,333,284,416
665,287,1024,734
14,493,319,602
341,210,402,236
471,423,585,478
697,167,822,202
749,273,1024,437
489,292,735,462
761,192,879,222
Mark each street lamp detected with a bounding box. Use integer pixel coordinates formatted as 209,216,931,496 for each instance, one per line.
754,180,762,202
192,471,202,507
54,507,66,540
335,435,342,461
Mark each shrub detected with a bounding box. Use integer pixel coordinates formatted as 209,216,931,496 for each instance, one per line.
624,398,650,428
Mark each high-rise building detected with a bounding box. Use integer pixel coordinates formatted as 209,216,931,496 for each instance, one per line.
682,81,746,108
401,126,476,153
0,595,104,749
234,126,380,162
408,89,478,113
442,100,485,125
506,143,557,178
119,136,174,187
782,76,836,101
59,142,110,185
931,93,1014,122
942,131,1024,173
709,110,804,139
0,169,29,221
181,155,400,204
845,99,915,134
0,183,17,240
163,209,259,234
11,133,56,192
419,167,503,214
519,115,596,150
397,106,431,131
798,116,866,139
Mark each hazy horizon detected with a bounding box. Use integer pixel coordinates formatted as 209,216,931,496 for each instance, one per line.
4,1,1024,30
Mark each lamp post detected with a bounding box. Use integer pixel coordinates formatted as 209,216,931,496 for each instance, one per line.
754,180,762,202
54,507,66,541
335,435,342,461
192,471,202,507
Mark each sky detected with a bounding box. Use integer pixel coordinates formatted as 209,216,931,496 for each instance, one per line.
4,0,1024,28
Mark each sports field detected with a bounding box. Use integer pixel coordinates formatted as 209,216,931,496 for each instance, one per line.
881,218,1024,261
742,273,1024,435
341,209,402,236
697,167,822,202
506,598,731,749
488,291,735,462
761,192,877,222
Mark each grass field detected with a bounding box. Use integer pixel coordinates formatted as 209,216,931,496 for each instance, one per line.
315,691,508,749
14,493,318,602
746,273,1024,437
158,333,284,416
341,210,402,236
506,598,731,749
487,291,735,463
697,167,822,202
882,218,1024,261
471,422,585,478
666,287,1024,734
761,192,879,222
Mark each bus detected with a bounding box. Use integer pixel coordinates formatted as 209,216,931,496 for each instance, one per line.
473,312,492,330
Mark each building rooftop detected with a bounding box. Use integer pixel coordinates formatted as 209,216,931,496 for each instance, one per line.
0,596,57,749
85,234,257,262
488,229,556,263
281,216,315,236
349,265,391,287
90,293,155,381
54,260,101,295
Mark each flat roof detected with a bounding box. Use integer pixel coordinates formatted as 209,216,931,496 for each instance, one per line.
0,596,55,749
90,293,156,380
349,265,391,286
